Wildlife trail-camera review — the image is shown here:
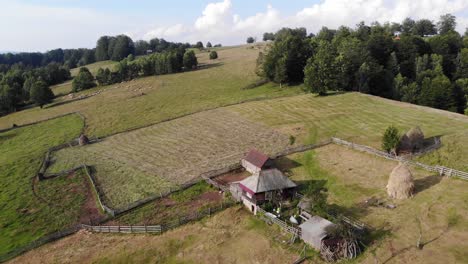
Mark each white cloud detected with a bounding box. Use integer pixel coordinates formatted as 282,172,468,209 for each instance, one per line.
194,0,232,30
137,0,468,46
1,0,468,51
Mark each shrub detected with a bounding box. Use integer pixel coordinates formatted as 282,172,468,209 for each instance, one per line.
382,125,400,154
209,51,218,60
72,67,96,92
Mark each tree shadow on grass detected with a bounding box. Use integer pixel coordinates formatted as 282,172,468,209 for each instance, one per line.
196,62,224,71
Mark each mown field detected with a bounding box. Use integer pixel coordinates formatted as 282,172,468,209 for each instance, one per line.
47,108,291,208
276,144,468,263
70,60,117,77
228,92,468,171
51,60,118,96
9,207,303,264
1,45,302,137
0,115,88,257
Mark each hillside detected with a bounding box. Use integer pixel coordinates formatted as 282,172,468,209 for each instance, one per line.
1,44,468,263
0,45,302,137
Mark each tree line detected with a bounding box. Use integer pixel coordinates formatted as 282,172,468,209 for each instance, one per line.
0,35,204,72
73,49,198,92
258,14,468,114
0,63,70,114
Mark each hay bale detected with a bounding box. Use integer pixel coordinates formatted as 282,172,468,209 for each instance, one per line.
386,163,414,199
399,126,425,153
79,134,89,146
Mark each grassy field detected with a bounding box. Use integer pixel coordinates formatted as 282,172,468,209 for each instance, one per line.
228,92,468,171
9,207,303,264
70,60,117,77
50,81,73,96
47,108,291,208
111,181,227,225
0,45,303,137
276,144,468,263
0,115,88,257
50,60,118,96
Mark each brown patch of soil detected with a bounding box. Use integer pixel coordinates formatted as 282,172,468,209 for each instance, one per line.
214,169,250,185
79,174,106,225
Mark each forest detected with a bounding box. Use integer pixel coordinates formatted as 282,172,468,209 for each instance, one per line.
0,36,196,115
259,14,468,114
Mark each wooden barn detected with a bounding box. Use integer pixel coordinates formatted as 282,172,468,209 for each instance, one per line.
241,149,273,173
238,168,297,214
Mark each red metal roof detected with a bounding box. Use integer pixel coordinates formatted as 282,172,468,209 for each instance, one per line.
243,149,270,168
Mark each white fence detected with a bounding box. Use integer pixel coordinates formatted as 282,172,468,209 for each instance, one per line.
331,137,468,181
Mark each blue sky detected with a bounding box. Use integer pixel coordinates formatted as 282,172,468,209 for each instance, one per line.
1,0,467,52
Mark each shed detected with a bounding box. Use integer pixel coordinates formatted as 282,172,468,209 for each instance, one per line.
241,149,272,173
300,216,335,250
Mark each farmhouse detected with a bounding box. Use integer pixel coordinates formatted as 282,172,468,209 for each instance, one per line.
238,168,297,214
241,149,273,173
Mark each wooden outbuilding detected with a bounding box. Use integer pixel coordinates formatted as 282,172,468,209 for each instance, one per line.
241,149,273,173
299,215,335,250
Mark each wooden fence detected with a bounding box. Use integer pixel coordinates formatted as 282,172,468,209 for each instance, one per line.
256,207,300,236
331,137,468,181
81,225,162,234
81,201,236,235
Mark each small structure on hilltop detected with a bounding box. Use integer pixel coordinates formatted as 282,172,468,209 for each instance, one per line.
241,149,273,174
300,215,335,250
387,163,415,199
399,126,425,153
238,168,297,214
79,134,89,146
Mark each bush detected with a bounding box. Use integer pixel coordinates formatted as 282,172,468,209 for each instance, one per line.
29,79,54,108
209,51,218,60
72,67,96,92
382,125,400,154
183,50,198,70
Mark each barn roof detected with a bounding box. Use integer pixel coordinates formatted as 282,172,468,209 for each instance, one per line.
299,216,335,249
239,168,297,194
243,149,270,168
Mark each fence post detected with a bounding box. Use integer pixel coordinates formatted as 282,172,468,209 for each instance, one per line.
145,225,147,233
130,225,133,233
208,207,211,216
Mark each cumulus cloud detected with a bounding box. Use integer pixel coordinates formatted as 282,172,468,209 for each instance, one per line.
137,0,468,46
2,0,468,51
194,0,232,30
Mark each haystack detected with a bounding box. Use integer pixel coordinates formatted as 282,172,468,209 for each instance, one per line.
386,163,414,199
78,134,89,146
399,127,424,153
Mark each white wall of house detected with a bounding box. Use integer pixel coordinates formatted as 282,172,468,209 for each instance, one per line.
241,159,261,174
242,196,258,215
